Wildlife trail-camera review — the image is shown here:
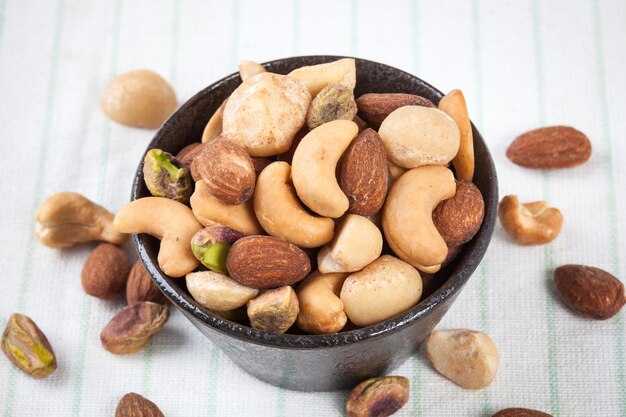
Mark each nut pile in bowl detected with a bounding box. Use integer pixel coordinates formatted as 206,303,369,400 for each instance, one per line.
114,58,485,335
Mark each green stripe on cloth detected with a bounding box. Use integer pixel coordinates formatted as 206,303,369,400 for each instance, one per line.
71,1,123,415
3,0,65,415
532,1,560,415
591,1,626,415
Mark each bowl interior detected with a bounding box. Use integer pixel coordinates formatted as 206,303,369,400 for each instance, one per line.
132,55,498,349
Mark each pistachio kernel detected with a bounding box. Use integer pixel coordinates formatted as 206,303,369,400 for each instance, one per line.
346,376,409,417
143,148,193,203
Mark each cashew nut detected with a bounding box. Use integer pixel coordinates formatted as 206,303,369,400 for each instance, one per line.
190,180,263,235
340,255,423,327
254,161,334,248
317,214,382,273
382,165,456,271
238,60,266,82
296,271,348,334
291,120,358,218
439,89,474,181
34,192,129,248
114,197,202,277
186,270,259,312
378,106,460,169
498,195,563,245
201,98,227,143
288,58,356,97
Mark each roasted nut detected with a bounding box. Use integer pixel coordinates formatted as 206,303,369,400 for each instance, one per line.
426,329,499,390
296,271,348,334
352,115,369,133
186,270,259,312
288,58,356,97
126,261,168,305
190,180,263,235
340,255,423,327
439,89,475,181
191,225,244,273
194,136,256,205
317,214,383,274
378,106,460,169
250,157,273,174
100,302,169,355
116,392,164,417
81,243,131,300
254,161,334,248
433,181,484,247
554,265,625,319
201,98,227,143
1,313,56,378
114,197,203,277
35,192,129,248
292,120,359,218
492,408,552,417
507,126,592,169
101,69,176,129
383,166,456,272
387,161,407,184
247,286,299,333
226,235,311,289
346,376,409,417
238,59,266,81
498,195,563,245
356,92,435,129
176,142,203,169
143,149,193,203
306,83,357,129
223,73,311,157
338,128,389,216
276,126,307,165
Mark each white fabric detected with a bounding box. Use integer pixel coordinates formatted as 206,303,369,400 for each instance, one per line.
0,0,625,416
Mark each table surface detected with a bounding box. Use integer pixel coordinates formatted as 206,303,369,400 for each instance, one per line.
1,0,625,416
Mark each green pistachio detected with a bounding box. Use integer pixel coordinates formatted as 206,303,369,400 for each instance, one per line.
191,226,243,273
306,83,358,130
143,149,193,203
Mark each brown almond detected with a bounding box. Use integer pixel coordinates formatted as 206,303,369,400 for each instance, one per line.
338,128,389,216
195,136,256,205
176,142,206,181
356,93,435,129
116,392,164,417
126,261,168,305
554,264,625,319
226,235,311,289
492,409,552,417
433,181,484,247
81,243,131,300
250,157,274,174
507,126,591,169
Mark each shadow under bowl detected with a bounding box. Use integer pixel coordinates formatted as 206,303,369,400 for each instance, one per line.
131,55,498,391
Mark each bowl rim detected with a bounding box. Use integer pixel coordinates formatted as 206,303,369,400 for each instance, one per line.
133,55,499,349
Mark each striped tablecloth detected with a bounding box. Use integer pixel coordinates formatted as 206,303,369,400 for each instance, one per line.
0,0,625,416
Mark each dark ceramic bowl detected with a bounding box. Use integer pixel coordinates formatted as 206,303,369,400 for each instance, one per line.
132,56,498,391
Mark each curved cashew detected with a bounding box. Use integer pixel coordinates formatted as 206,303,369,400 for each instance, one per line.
291,120,358,218
498,195,563,245
317,214,382,273
288,58,356,97
439,89,474,181
186,271,258,312
238,60,266,82
190,180,263,235
254,161,334,248
35,192,129,248
296,271,348,334
382,165,456,271
114,197,202,277
201,98,227,143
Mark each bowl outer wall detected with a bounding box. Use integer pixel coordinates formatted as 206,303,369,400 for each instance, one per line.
131,56,499,391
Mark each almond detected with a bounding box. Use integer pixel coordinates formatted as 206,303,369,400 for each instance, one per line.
338,128,389,216
433,181,484,247
554,264,625,319
492,409,552,417
195,136,256,205
126,261,168,305
115,392,164,417
81,243,131,300
506,126,591,169
355,93,434,129
226,235,311,289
